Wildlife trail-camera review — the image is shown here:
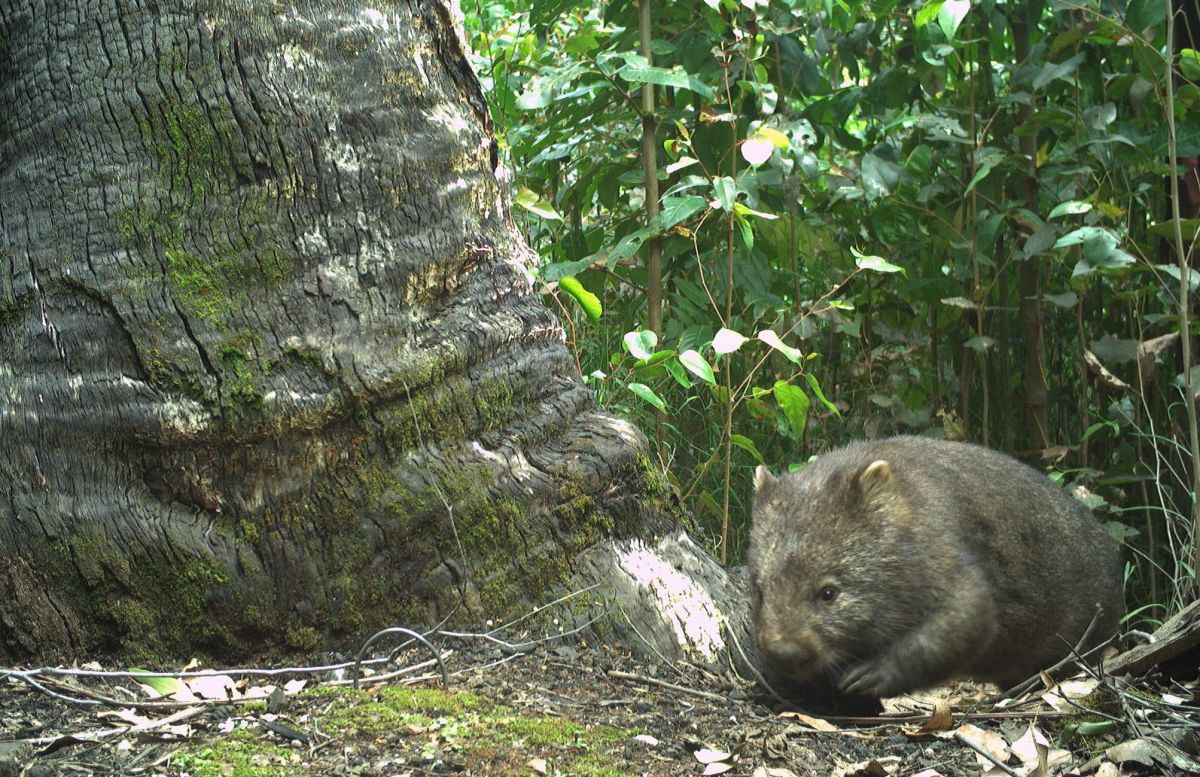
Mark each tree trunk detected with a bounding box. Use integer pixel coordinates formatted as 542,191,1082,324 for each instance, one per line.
1011,5,1052,451
0,0,751,668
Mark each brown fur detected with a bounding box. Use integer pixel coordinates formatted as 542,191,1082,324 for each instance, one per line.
749,436,1123,697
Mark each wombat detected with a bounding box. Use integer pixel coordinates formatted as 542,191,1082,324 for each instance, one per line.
749,435,1123,698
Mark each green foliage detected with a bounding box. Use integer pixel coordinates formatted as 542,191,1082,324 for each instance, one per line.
466,0,1200,613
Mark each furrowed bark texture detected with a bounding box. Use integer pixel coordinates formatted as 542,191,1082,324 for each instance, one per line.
0,0,696,661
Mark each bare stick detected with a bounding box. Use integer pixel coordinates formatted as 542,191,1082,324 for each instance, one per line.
954,731,1020,777
606,670,729,703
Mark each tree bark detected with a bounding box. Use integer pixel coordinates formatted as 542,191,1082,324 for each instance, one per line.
1011,4,1052,451
0,0,749,667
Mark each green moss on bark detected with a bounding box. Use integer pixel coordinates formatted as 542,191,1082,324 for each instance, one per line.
35,527,233,662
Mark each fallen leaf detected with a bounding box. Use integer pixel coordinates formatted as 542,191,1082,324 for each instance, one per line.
694,748,732,764
1011,724,1048,776
526,757,547,774
1056,679,1099,697
130,671,194,701
104,708,153,727
1107,738,1200,771
283,679,307,694
833,755,900,776
1042,678,1099,711
910,701,952,735
186,674,237,700
242,684,275,699
751,768,800,777
778,711,837,731
632,734,659,747
910,770,943,777
702,763,734,776
948,723,1011,769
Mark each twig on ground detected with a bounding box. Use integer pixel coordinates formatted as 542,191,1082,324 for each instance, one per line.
351,627,448,689
607,669,730,703
438,610,605,654
1,625,441,708
953,730,1019,776
324,652,453,687
15,705,206,747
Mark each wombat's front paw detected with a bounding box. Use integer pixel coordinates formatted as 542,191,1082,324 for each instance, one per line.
839,656,906,698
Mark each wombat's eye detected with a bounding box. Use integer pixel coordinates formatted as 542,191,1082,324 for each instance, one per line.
819,585,838,603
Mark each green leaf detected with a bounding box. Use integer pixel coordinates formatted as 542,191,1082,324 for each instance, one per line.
131,669,187,698
1147,218,1200,238
713,327,747,354
1044,291,1079,308
627,382,666,411
615,55,715,99
623,330,658,360
665,156,700,175
732,202,778,220
964,161,994,195
915,0,945,28
861,153,902,199
515,79,553,110
1032,53,1084,91
735,213,754,249
937,0,971,42
773,380,811,440
679,349,716,385
608,226,655,262
964,336,996,352
758,330,803,364
1055,226,1110,248
1126,0,1167,33
1048,200,1092,219
1156,264,1200,291
1181,49,1200,81
712,176,738,211
730,434,764,462
541,259,593,283
514,188,562,221
806,373,841,416
642,349,676,367
1061,228,1136,276
658,195,708,229
665,359,690,388
853,248,906,275
1082,420,1119,442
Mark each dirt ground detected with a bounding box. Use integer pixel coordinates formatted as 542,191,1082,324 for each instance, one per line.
0,633,1194,776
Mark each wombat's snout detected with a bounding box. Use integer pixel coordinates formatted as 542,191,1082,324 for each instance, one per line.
760,636,818,679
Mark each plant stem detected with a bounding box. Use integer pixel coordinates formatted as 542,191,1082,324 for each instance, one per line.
1164,3,1200,601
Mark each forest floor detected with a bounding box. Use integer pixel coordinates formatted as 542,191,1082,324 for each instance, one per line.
0,634,1195,777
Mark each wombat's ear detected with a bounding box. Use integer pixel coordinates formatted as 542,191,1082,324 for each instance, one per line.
855,459,894,499
754,465,777,495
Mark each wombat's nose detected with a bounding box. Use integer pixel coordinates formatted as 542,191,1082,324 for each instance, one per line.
761,638,813,671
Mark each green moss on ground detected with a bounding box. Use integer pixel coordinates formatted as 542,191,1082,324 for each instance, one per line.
169,727,297,777
312,685,638,777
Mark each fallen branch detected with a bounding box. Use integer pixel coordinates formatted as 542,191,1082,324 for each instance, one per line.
606,669,729,703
